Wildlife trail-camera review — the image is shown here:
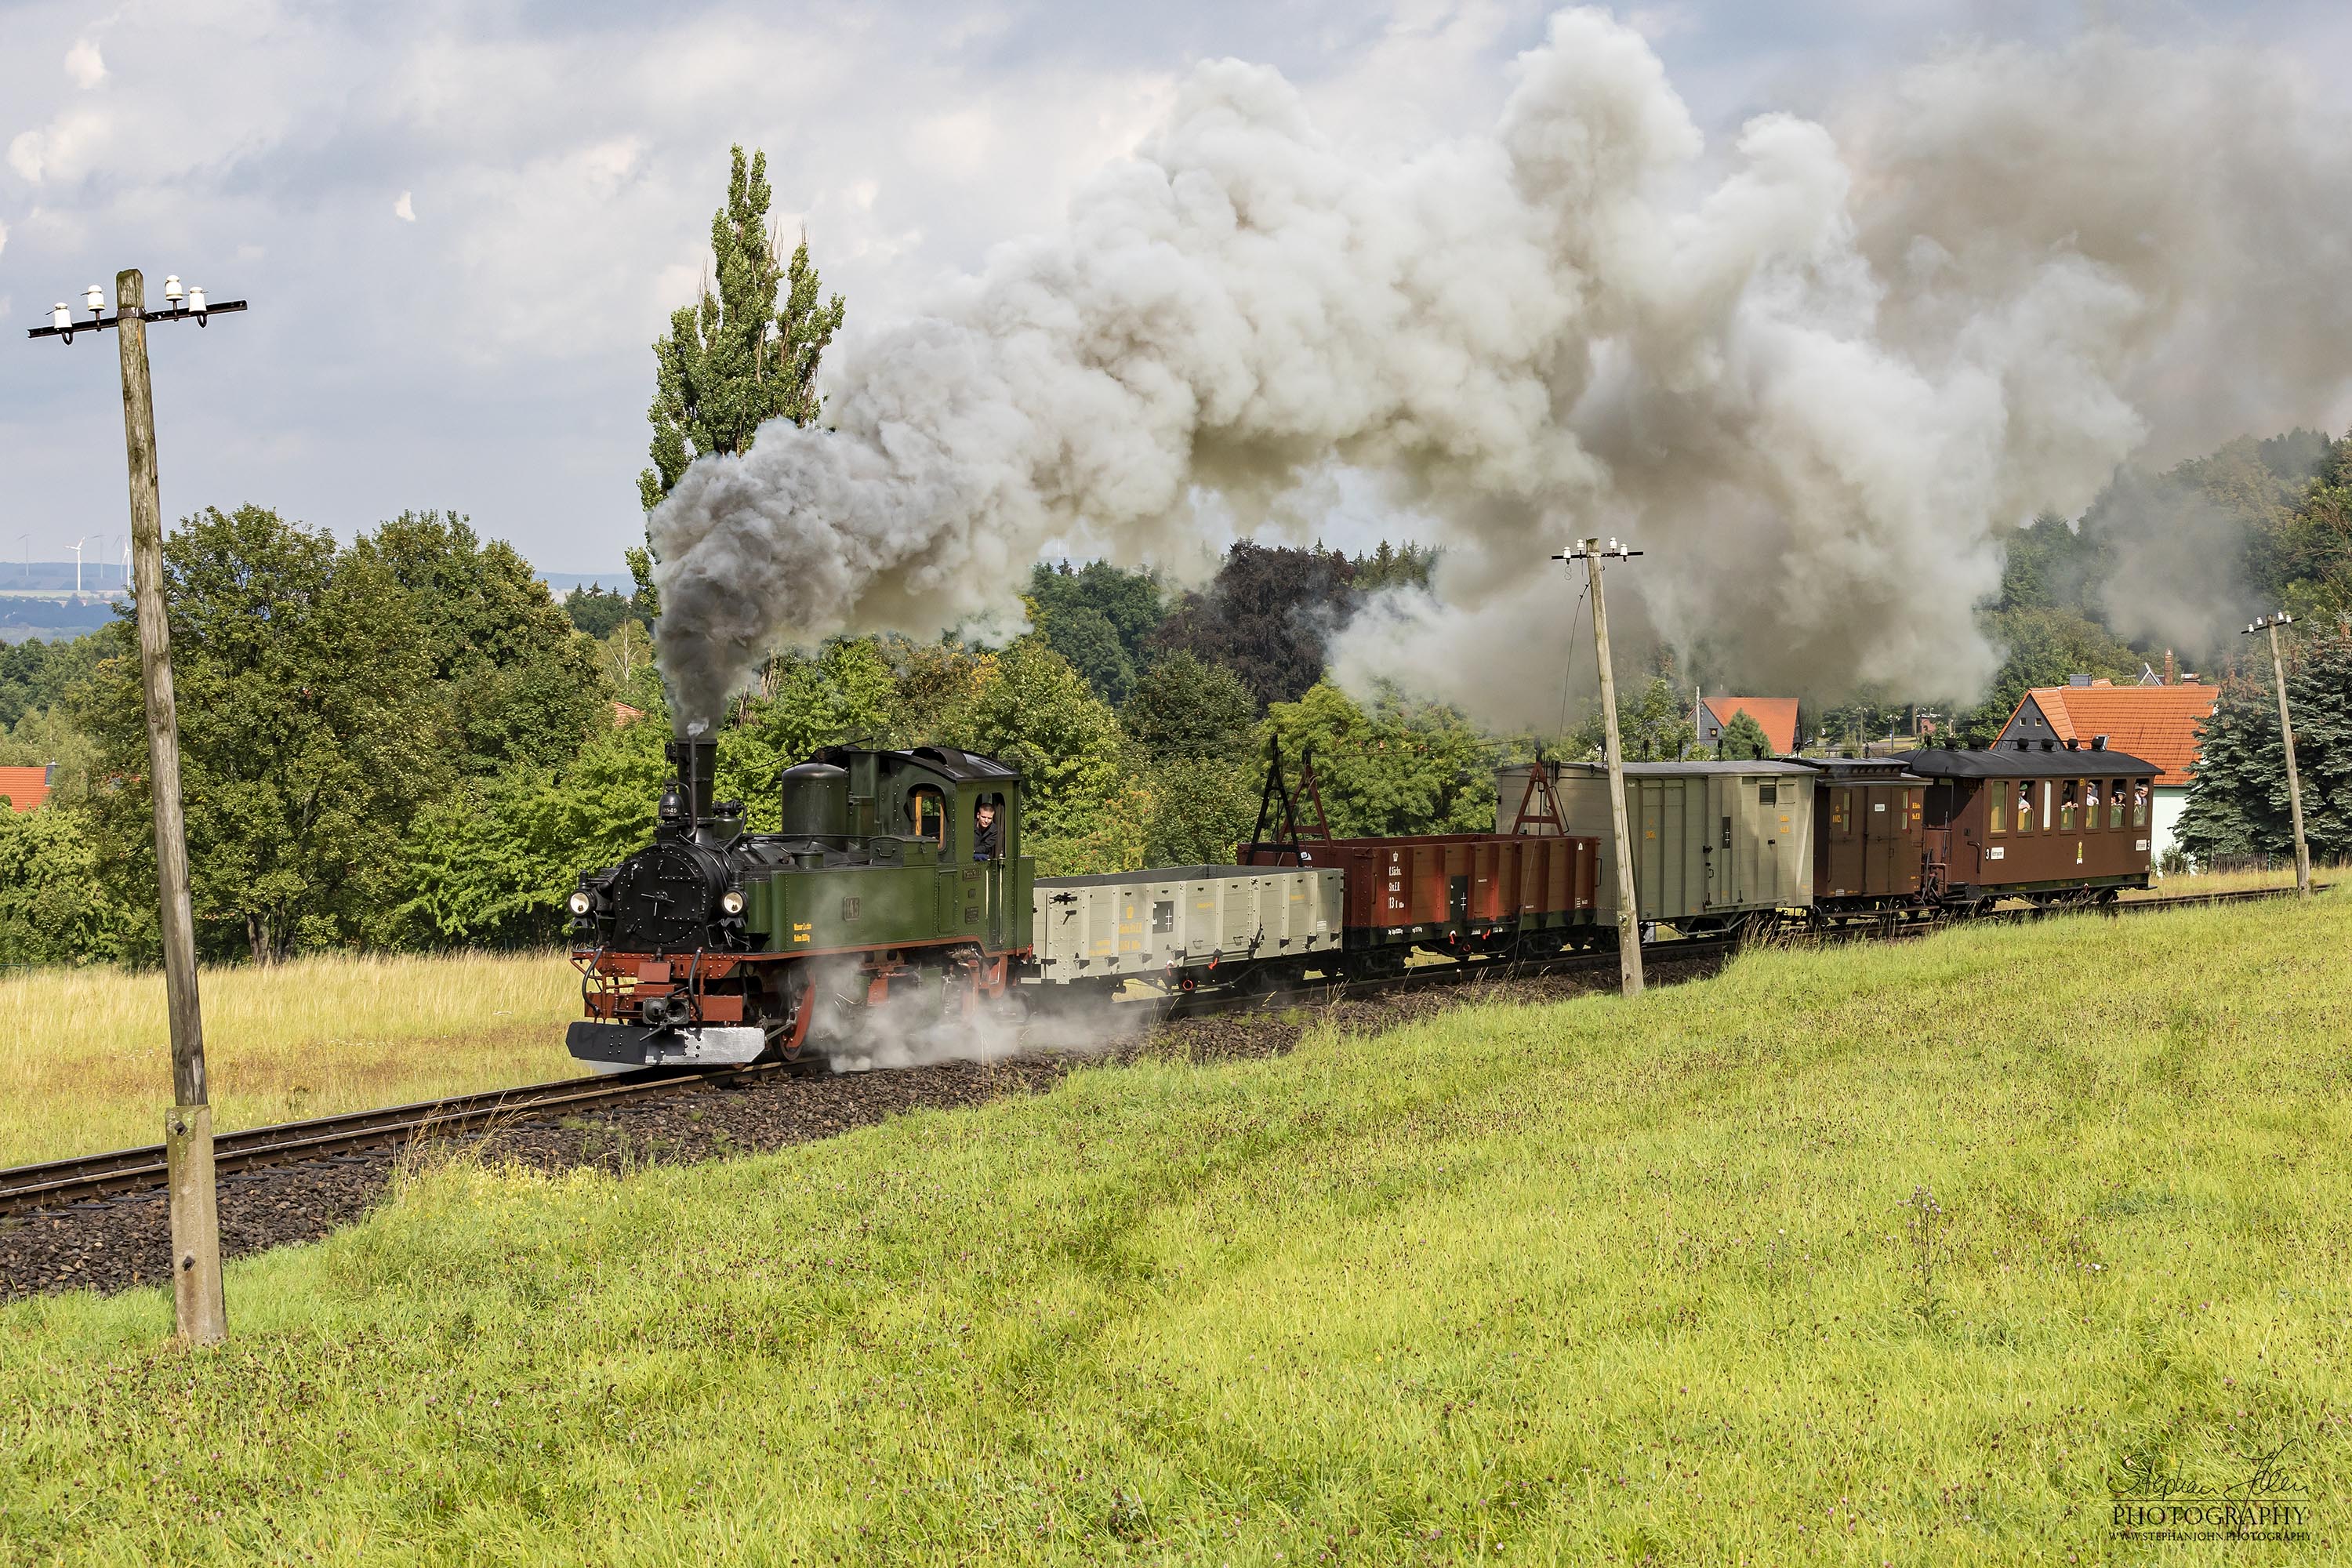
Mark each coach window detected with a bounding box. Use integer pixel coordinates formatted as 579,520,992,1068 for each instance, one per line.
2084,781,2103,832
2015,780,2035,833
2110,782,2126,830
2059,780,2078,833
2132,782,2149,827
1989,782,2008,834
909,786,948,848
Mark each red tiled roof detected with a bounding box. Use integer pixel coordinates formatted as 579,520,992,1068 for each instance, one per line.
613,700,646,728
1706,696,1799,755
2010,684,2216,786
0,765,52,813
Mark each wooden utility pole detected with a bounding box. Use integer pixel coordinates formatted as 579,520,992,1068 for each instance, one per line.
1559,539,1645,996
2248,612,2311,897
32,270,245,1342
115,270,225,1341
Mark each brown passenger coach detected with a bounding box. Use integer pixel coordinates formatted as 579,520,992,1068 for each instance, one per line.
1906,739,2161,909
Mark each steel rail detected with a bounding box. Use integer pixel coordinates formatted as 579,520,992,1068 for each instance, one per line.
0,1062,788,1218
0,881,2319,1218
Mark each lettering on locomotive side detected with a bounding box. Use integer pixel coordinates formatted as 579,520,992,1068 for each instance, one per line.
792,921,812,944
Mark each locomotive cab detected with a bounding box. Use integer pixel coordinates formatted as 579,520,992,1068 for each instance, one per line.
565,740,1035,1073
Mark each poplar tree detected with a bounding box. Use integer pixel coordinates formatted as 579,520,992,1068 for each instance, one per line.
630,145,847,615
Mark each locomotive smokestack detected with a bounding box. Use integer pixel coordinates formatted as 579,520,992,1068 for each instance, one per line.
666,726,718,828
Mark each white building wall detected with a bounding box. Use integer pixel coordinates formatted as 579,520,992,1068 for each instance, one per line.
2152,786,2190,869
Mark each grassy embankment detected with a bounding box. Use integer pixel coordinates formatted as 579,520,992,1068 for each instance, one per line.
5,893,2349,1564
0,952,580,1167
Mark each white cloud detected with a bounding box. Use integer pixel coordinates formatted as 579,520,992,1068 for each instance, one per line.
8,131,45,183
394,190,415,221
0,219,9,259
5,107,112,185
64,40,106,90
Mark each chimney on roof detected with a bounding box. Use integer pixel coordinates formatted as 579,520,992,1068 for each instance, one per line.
2180,673,2198,684
2091,735,2108,750
2067,673,2092,686
2163,648,2176,684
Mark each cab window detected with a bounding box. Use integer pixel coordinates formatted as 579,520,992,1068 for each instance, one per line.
909,786,948,848
971,791,1007,862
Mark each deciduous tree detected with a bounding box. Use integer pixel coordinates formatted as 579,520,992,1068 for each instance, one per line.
75,506,444,963
1122,651,1256,764
352,510,608,775
1258,681,1496,838
1149,542,1359,708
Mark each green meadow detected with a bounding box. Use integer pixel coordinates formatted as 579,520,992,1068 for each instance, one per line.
4,894,2347,1565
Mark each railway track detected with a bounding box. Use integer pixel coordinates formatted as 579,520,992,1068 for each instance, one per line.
0,881,2318,1220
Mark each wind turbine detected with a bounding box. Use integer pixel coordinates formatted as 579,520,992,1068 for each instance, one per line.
71,537,85,597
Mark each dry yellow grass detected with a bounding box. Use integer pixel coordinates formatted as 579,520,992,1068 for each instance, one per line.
0,951,583,1168
2127,858,2347,898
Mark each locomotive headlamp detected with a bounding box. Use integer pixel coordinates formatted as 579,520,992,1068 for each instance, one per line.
568,891,593,916
720,890,746,916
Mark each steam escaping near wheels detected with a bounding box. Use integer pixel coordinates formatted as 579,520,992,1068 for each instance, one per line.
651,9,2352,728
802,955,1147,1074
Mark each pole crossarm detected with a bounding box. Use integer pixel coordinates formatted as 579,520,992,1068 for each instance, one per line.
28,300,249,341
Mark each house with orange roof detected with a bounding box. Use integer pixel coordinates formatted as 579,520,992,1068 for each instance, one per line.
1995,676,2218,866
1697,696,1798,756
0,764,54,813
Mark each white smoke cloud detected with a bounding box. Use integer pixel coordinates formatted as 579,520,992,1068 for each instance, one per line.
650,8,2352,729
807,955,1145,1072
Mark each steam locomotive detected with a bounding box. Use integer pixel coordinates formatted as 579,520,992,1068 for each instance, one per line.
565,736,1033,1073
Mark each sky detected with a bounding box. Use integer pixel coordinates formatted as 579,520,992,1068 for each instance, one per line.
3,0,2347,581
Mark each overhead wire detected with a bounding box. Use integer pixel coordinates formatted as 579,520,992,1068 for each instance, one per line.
1555,568,1592,745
